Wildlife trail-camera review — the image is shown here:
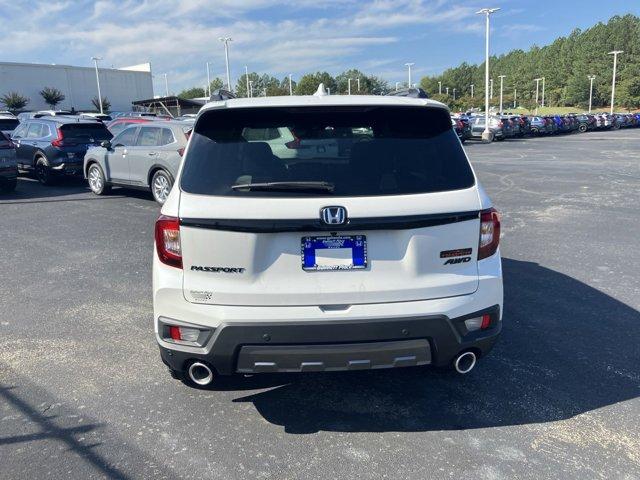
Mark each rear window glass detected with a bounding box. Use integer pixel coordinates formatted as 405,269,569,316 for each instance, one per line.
60,123,112,142
181,106,474,197
0,119,19,131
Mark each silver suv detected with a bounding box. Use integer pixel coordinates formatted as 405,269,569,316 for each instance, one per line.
84,121,191,204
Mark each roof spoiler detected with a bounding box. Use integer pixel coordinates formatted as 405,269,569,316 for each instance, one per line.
209,89,237,101
387,87,429,99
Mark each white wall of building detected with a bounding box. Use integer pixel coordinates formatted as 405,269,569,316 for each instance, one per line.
0,61,154,112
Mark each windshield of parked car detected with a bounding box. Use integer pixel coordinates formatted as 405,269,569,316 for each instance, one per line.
180,106,474,197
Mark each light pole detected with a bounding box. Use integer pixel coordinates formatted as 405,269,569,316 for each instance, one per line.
288,74,293,95
218,37,232,90
608,50,623,114
91,56,103,114
438,81,442,95
348,78,352,95
395,82,400,91
470,84,474,98
588,75,596,113
206,62,212,97
490,78,494,99
541,76,545,108
453,88,456,101
534,78,542,115
357,77,361,92
476,7,500,142
498,75,506,113
248,80,253,98
163,73,169,97
513,86,517,108
446,87,449,96
405,63,414,88
245,65,249,98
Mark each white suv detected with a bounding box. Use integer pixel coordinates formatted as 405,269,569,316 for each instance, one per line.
153,89,503,387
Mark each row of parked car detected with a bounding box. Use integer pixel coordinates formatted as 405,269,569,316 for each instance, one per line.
0,109,194,203
451,111,640,142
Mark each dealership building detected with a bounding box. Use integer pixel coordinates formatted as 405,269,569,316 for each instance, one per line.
0,61,154,112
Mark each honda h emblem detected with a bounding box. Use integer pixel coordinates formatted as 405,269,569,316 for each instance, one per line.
320,206,347,225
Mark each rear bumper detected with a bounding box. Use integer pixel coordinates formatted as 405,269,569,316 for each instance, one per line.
158,305,501,375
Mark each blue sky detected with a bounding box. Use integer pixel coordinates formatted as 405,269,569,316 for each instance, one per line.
0,0,638,94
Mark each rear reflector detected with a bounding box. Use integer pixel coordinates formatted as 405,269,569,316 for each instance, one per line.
478,208,501,260
168,325,200,342
464,314,492,332
155,215,182,268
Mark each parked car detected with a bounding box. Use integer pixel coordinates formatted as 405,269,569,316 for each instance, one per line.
32,110,75,118
153,93,503,387
0,131,17,192
84,121,191,204
0,114,20,135
11,116,112,184
470,115,506,140
451,115,471,142
576,114,596,132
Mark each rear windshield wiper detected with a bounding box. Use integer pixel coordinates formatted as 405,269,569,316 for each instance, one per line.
231,181,335,193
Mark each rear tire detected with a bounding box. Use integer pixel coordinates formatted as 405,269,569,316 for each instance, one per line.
151,169,173,205
87,163,111,195
35,156,54,186
579,124,587,133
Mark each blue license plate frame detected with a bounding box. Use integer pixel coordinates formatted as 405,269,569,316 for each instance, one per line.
301,235,367,271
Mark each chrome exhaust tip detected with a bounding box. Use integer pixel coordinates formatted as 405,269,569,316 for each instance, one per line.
454,351,477,374
187,362,214,386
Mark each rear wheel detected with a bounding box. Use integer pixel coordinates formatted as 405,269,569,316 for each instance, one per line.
579,124,587,133
87,163,111,195
35,156,54,185
151,169,173,205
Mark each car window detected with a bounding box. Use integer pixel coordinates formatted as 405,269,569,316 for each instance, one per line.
60,123,112,143
11,124,27,138
0,119,19,131
160,128,175,145
26,123,44,138
137,127,163,147
112,127,138,147
181,106,475,198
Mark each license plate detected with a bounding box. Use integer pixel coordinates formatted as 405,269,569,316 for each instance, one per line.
301,235,367,271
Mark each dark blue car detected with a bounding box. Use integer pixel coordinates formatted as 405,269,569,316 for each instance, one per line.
11,116,112,185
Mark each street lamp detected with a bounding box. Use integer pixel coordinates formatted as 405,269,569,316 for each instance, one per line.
348,78,353,95
476,7,500,142
498,75,506,113
218,37,232,90
357,77,361,92
453,88,456,101
513,86,517,108
395,82,400,91
588,75,596,113
470,84,474,98
438,81,442,95
245,65,249,98
91,56,103,114
608,50,623,114
206,62,212,97
490,78,494,99
446,87,449,96
405,63,415,88
288,74,293,95
248,80,253,98
541,76,545,108
163,73,169,97
534,77,542,115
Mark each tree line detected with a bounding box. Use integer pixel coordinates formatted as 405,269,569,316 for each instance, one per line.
420,14,640,111
179,14,639,113
0,87,110,112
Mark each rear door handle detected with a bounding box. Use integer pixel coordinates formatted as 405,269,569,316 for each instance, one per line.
147,152,158,156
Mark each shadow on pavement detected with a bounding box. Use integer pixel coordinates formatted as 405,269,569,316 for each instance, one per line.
225,257,639,434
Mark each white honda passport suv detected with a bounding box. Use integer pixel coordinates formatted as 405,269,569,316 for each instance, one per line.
153,88,502,387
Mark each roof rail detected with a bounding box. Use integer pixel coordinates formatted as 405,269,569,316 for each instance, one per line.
387,87,429,99
209,89,237,101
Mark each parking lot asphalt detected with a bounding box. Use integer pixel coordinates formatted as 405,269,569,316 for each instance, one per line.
1,130,639,480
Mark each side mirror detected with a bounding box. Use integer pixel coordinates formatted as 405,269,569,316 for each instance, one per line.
100,140,111,149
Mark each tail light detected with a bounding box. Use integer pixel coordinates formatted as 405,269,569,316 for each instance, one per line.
155,215,182,268
478,208,501,260
51,128,76,147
